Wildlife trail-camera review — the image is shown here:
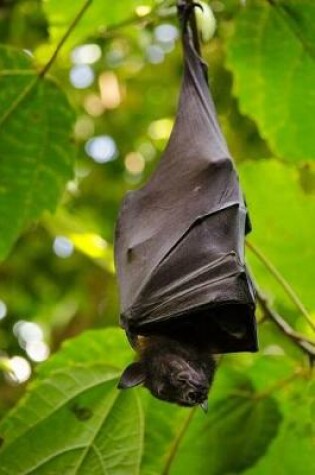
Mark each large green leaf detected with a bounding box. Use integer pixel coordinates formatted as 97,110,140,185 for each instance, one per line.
37,327,132,379
170,390,281,474
226,0,315,162
141,364,281,475
0,46,75,260
140,366,249,475
225,356,315,474
0,329,143,475
239,160,315,314
244,378,315,475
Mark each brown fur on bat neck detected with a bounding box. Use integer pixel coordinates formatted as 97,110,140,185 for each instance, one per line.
118,332,217,408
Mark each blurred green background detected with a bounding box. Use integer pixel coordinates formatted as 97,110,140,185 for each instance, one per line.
0,1,314,473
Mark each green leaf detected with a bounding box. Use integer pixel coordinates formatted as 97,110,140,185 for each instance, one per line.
170,392,281,474
0,329,143,475
141,365,280,475
141,368,234,475
0,46,75,260
226,0,315,162
239,160,315,313
244,378,315,475
140,366,244,475
38,327,133,379
44,0,155,51
221,357,315,475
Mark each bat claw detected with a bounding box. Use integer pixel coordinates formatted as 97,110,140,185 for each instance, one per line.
178,1,204,30
200,399,208,413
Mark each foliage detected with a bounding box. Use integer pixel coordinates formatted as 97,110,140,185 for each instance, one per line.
0,0,314,474
227,0,315,162
0,46,75,259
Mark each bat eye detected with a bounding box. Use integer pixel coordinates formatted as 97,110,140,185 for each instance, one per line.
187,391,197,402
178,377,188,387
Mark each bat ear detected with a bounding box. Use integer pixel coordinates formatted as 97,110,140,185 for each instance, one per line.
117,362,145,389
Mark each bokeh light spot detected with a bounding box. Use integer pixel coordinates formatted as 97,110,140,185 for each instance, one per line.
135,5,152,17
0,300,7,320
13,321,43,344
85,136,118,163
138,141,156,161
154,24,178,43
70,64,94,89
74,115,95,140
84,94,105,117
53,236,74,258
26,341,50,362
146,45,165,64
125,152,145,175
8,356,31,384
99,72,121,109
71,44,102,64
148,118,173,140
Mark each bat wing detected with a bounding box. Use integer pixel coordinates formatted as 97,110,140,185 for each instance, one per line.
115,28,257,353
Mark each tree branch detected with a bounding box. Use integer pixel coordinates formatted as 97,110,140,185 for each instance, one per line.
246,240,315,333
256,289,315,364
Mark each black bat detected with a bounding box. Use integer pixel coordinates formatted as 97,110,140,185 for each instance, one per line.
114,2,258,409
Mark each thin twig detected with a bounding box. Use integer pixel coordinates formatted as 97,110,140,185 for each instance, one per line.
229,368,304,400
255,368,306,400
99,0,174,40
0,1,93,128
100,8,161,40
101,15,154,39
101,0,175,39
246,241,315,333
257,289,315,364
39,0,93,78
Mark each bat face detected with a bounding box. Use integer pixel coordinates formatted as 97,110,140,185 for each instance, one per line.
144,353,213,407
118,336,216,407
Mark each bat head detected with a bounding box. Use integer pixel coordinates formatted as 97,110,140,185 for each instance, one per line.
118,337,216,408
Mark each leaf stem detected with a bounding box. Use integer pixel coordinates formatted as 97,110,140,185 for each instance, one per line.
162,407,197,475
265,0,315,62
99,0,174,40
246,240,315,333
255,368,305,399
101,12,154,39
39,0,93,78
0,1,92,129
257,289,315,364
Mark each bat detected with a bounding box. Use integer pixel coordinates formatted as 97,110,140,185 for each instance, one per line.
114,1,258,409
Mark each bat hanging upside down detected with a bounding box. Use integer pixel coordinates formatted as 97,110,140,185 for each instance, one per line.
114,1,258,409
